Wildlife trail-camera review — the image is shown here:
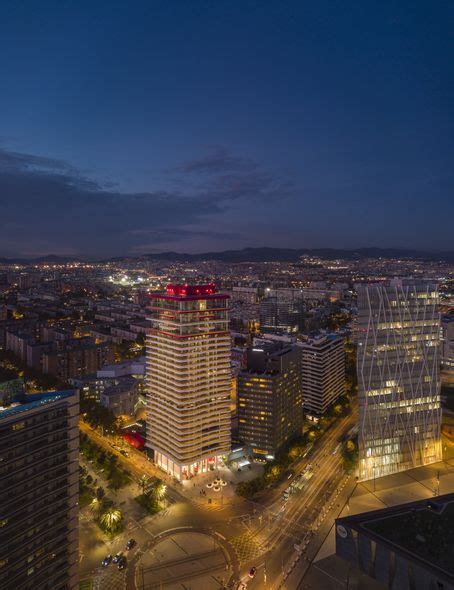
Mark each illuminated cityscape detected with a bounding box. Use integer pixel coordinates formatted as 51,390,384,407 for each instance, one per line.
0,253,451,589
0,2,453,589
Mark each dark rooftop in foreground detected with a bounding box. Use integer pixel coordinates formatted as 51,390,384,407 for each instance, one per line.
337,493,454,582
0,385,75,419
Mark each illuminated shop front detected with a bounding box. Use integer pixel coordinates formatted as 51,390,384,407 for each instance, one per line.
154,452,224,480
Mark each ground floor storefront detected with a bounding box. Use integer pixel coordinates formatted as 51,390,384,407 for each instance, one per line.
154,451,226,480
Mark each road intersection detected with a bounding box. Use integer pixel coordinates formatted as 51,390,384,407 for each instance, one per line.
79,410,358,589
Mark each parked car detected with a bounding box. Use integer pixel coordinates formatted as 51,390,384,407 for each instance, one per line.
101,554,112,567
118,556,127,570
249,566,257,578
126,538,136,550
112,552,123,564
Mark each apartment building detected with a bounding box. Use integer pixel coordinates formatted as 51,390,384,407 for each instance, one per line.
0,387,79,589
146,284,231,479
300,334,345,417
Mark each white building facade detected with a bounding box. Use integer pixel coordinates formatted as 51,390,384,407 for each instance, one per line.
300,334,345,417
146,284,231,480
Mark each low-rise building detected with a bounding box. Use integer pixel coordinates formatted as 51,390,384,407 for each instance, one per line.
99,376,139,416
42,338,114,381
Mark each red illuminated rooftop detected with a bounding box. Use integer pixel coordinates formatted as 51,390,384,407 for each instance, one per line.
148,283,229,302
166,283,217,296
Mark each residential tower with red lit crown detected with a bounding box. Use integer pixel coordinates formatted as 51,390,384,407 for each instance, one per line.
146,284,231,479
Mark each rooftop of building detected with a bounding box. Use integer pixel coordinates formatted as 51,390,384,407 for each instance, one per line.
337,493,454,582
356,278,438,290
101,377,137,396
300,333,343,348
240,342,298,376
149,283,229,301
0,388,75,419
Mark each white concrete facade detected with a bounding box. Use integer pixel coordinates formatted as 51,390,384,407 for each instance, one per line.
146,285,231,480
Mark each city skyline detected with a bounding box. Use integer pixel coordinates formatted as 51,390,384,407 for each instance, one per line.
1,1,453,257
0,1,453,588
0,253,452,589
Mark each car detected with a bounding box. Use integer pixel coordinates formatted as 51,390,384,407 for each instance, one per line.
126,538,136,550
101,554,112,567
112,552,123,564
248,566,257,578
120,449,129,457
287,471,294,480
118,556,127,570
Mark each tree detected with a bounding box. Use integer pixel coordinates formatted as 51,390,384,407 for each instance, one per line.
96,486,105,500
333,404,343,415
288,445,303,461
138,474,151,495
342,438,358,473
150,480,166,501
346,439,355,453
100,507,122,533
115,416,127,432
90,497,102,517
85,474,93,486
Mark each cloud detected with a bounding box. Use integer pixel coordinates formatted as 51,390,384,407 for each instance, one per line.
0,146,286,257
176,146,293,202
128,228,241,253
178,146,258,174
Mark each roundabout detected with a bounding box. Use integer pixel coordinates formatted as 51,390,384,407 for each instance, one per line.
133,527,239,589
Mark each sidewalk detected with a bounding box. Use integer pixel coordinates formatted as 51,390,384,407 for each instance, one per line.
180,462,264,509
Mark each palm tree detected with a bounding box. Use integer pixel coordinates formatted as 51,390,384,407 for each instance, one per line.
138,474,151,495
89,497,102,516
100,507,122,533
150,479,166,501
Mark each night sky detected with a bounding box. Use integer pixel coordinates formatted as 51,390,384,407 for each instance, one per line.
1,1,453,258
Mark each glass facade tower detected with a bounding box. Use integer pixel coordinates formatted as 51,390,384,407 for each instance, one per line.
357,280,442,481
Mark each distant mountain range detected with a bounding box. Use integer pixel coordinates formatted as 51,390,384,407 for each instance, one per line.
1,247,453,264
0,254,83,264
133,247,454,263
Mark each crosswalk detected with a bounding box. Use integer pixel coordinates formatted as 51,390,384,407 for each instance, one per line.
229,531,265,563
187,497,228,512
86,567,126,590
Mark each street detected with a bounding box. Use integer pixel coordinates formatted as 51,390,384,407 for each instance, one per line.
79,411,358,589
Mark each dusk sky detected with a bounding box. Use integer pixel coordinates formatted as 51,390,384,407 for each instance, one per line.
1,1,453,258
